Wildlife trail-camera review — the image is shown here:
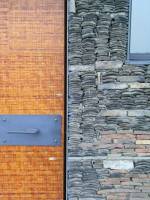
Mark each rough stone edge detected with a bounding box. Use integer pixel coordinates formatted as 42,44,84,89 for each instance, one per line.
69,65,95,72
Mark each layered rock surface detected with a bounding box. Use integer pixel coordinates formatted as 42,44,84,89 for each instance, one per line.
68,0,150,199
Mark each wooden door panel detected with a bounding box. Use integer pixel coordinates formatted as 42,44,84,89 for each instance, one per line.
0,0,64,199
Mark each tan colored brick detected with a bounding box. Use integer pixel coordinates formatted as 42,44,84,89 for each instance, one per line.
129,83,150,89
136,140,150,145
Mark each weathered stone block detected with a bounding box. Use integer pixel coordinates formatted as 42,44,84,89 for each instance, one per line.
69,65,95,71
117,130,134,134
69,0,76,13
97,188,139,194
98,83,128,90
130,193,149,199
96,61,123,70
113,138,135,144
129,83,150,89
134,131,150,135
128,110,150,117
103,160,134,170
136,140,150,145
117,76,145,83
100,110,127,117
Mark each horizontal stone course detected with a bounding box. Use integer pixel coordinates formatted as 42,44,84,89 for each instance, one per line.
98,110,150,117
69,122,150,156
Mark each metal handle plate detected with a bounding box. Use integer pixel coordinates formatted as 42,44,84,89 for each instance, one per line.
8,129,40,134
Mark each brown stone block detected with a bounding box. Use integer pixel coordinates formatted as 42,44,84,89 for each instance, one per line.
136,135,150,140
135,149,150,153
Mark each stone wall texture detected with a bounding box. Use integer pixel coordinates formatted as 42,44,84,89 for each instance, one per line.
68,0,150,199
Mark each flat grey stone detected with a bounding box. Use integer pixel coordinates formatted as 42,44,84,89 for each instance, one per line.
128,110,150,117
117,76,145,83
98,83,128,90
96,61,123,70
69,65,95,71
100,110,127,117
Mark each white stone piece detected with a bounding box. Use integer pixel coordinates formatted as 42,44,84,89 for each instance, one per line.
69,65,95,71
103,160,134,170
96,61,123,69
69,0,76,13
100,110,127,117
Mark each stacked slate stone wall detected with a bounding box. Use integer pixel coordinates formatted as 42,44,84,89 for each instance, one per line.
68,0,150,199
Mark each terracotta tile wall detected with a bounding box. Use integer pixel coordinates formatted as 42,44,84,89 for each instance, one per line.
0,0,64,199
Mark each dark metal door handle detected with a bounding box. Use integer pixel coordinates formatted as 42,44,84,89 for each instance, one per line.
8,128,40,134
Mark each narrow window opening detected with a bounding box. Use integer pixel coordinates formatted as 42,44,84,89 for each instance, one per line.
127,0,150,64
